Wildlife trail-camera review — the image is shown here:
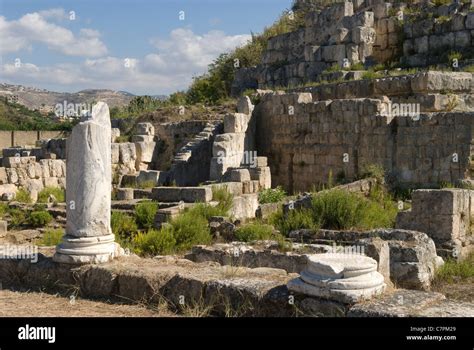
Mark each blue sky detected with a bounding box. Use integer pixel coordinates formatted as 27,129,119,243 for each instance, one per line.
0,0,292,95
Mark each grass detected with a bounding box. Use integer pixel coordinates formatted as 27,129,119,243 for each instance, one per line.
137,180,157,189
37,229,64,246
15,188,32,203
463,65,474,73
0,203,8,219
28,210,53,228
7,209,27,228
271,208,318,236
211,187,234,214
134,201,159,230
37,187,65,204
434,253,474,284
270,186,398,235
133,227,176,256
234,222,275,242
258,186,286,204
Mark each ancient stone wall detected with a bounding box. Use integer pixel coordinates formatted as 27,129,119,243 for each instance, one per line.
0,130,68,151
256,73,474,192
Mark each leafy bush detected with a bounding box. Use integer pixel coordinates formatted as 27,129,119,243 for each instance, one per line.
170,206,212,251
133,227,176,256
271,208,318,236
0,203,7,219
38,229,64,246
135,201,159,230
15,188,31,203
258,186,287,204
434,253,474,283
359,164,385,182
211,187,234,214
29,210,53,228
111,211,138,237
361,70,383,80
37,187,65,203
235,222,275,242
311,189,396,230
8,209,27,228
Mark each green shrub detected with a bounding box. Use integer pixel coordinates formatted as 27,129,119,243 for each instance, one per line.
133,227,176,256
258,186,287,204
37,187,65,203
135,201,159,230
15,188,31,203
212,187,234,214
0,203,7,219
111,211,138,237
271,208,318,236
191,202,229,220
29,210,53,228
435,254,474,283
138,180,157,189
447,51,462,64
359,163,385,182
38,229,64,246
8,208,27,228
350,62,365,70
235,222,275,242
311,189,396,230
463,65,474,73
362,70,383,80
170,206,212,251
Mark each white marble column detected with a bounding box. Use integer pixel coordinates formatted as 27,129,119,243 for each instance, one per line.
54,102,122,264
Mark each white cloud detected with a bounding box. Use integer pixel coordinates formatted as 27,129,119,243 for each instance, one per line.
0,10,107,57
1,27,251,95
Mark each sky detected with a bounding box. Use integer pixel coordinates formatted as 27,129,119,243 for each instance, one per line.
0,0,291,95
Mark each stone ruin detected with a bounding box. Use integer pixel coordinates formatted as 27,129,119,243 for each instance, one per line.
0,0,473,318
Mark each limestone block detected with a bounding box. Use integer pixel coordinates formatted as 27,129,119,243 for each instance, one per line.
136,170,161,186
131,135,155,143
346,44,359,63
455,30,471,47
6,168,18,184
208,182,243,197
224,113,249,133
119,143,137,168
2,156,36,168
229,168,251,182
43,177,59,188
121,174,138,187
411,72,472,92
414,36,428,54
358,43,373,61
352,27,375,45
111,143,120,164
256,157,268,167
230,194,259,220
0,168,7,184
321,45,346,63
24,178,44,202
304,45,321,61
136,123,154,136
466,12,474,29
352,11,374,27
329,28,350,45
212,133,245,157
135,141,156,163
249,166,271,189
152,187,212,203
237,96,254,115
111,128,120,143
0,184,17,198
116,188,134,201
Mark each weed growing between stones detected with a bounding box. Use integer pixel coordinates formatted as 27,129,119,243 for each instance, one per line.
37,229,64,246
28,210,53,228
271,208,318,236
258,186,287,204
434,253,474,283
37,187,65,204
15,188,32,203
234,222,275,242
134,201,159,230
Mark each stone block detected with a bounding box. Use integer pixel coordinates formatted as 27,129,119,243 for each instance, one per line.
224,113,249,133
116,188,134,201
135,123,154,136
152,187,212,203
0,167,7,184
321,45,346,63
131,135,155,143
0,220,7,236
230,194,259,220
135,141,156,163
111,128,120,143
229,168,251,182
237,96,254,115
351,27,375,45
136,170,161,186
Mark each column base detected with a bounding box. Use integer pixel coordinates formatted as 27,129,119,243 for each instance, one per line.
53,234,124,264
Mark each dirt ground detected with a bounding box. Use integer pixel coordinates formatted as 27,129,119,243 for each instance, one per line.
432,277,474,303
0,289,176,317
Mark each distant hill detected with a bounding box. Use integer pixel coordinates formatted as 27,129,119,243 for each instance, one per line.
0,83,135,112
